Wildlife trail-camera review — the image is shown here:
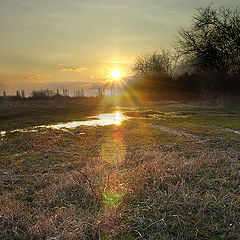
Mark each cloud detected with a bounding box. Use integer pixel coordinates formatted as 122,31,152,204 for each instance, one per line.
24,74,50,82
61,67,88,72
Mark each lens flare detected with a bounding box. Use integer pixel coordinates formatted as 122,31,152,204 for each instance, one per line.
101,139,126,165
102,190,123,208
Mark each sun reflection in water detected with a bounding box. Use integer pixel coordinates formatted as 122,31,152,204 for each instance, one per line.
37,111,129,130
113,111,124,125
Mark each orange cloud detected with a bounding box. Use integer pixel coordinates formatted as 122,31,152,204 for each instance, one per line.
24,74,50,82
61,67,87,72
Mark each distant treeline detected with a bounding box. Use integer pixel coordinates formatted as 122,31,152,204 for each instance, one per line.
0,86,116,101
130,6,240,96
0,88,86,100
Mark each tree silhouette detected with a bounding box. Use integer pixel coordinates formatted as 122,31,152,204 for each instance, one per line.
176,6,240,76
132,50,175,80
21,90,25,98
16,90,21,97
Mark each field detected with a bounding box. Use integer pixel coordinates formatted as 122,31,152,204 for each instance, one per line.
0,99,240,239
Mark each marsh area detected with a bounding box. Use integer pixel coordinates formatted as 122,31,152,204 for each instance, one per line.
0,100,239,239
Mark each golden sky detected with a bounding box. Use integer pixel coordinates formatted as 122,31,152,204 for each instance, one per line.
0,0,238,95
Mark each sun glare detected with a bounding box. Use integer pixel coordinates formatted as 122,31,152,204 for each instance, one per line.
112,70,121,79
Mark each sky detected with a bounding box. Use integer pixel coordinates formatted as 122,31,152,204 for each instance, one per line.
0,0,239,95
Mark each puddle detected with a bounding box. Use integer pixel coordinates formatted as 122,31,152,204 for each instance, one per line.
38,111,129,130
1,129,41,139
0,109,204,139
1,111,129,137
222,128,240,136
0,131,6,137
211,125,240,136
124,110,193,119
1,109,195,139
116,106,139,111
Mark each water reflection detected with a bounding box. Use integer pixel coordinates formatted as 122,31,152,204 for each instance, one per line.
1,129,38,137
0,111,129,138
0,131,6,137
38,111,129,130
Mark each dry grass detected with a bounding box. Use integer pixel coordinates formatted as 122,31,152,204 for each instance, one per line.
0,102,240,239
125,150,240,239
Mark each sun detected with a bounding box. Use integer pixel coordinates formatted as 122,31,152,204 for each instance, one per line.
112,70,121,80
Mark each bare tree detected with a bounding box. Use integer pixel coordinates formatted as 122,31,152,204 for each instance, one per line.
175,6,240,75
62,88,69,96
16,90,21,97
81,89,85,97
21,90,25,98
31,89,55,99
132,50,175,80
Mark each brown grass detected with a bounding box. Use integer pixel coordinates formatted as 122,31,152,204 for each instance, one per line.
0,102,240,239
